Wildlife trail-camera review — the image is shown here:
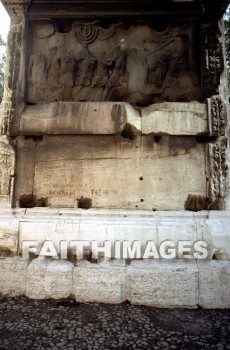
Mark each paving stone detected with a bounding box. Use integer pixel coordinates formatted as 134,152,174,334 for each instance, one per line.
0,297,229,350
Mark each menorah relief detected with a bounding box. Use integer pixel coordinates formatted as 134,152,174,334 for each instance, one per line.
75,23,98,48
27,21,201,105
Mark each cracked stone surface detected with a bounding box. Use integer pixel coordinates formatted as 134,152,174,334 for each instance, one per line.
0,297,229,350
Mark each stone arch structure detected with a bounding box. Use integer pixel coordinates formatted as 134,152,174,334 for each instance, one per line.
0,0,229,307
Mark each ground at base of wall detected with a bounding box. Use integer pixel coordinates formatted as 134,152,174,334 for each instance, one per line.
0,296,230,350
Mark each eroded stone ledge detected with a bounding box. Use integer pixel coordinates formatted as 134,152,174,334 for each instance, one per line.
20,99,228,137
20,101,209,136
20,102,141,135
141,102,208,136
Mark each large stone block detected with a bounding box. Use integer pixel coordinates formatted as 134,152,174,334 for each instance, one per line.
0,216,19,255
126,260,198,308
203,212,230,260
13,137,36,207
187,211,230,260
26,258,74,299
73,260,126,304
0,257,29,296
157,217,203,248
18,209,230,261
15,135,207,210
0,255,230,308
18,214,115,258
142,102,208,135
20,102,141,136
198,261,230,308
20,101,209,137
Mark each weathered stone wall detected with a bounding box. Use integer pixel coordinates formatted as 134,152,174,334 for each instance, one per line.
14,134,206,210
0,0,229,307
0,1,228,211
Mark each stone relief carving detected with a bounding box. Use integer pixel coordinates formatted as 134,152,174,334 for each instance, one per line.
201,22,224,100
209,138,229,201
1,22,24,136
2,0,31,24
74,23,98,47
0,138,15,198
207,95,227,137
26,20,200,106
28,53,48,102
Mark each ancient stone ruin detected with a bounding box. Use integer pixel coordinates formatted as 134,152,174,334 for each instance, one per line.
0,0,229,307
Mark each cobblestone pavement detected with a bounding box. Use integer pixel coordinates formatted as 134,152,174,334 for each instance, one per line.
0,297,230,350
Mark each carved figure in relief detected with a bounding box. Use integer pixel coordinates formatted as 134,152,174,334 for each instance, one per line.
109,46,128,88
75,48,96,87
0,143,14,196
91,53,114,88
147,36,189,89
26,21,200,104
59,52,77,88
151,51,171,87
28,53,48,84
46,47,62,101
47,47,60,86
59,52,77,100
146,37,173,87
27,53,48,102
167,36,189,78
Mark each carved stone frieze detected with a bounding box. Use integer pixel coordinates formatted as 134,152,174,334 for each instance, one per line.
26,20,200,106
0,137,15,202
209,138,229,202
0,21,25,136
207,95,227,137
201,22,224,100
21,0,230,22
2,0,31,23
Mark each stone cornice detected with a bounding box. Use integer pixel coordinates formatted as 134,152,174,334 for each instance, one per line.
1,0,229,22
1,0,31,23
26,0,203,19
201,0,229,21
